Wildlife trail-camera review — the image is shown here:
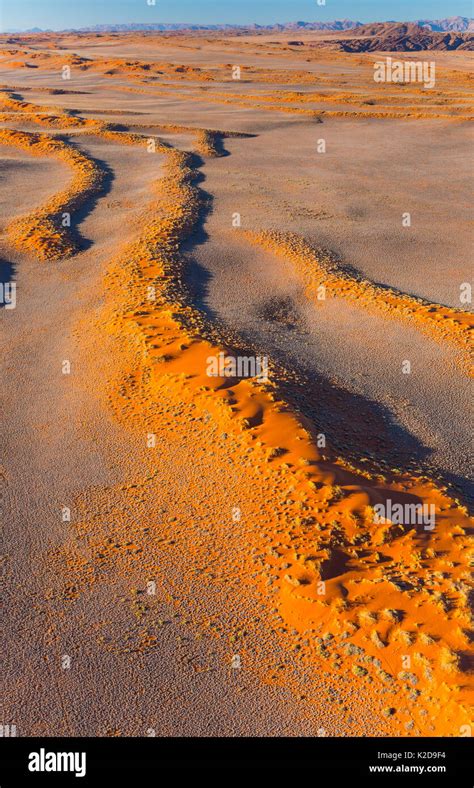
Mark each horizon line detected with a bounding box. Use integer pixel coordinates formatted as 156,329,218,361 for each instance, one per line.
2,15,472,34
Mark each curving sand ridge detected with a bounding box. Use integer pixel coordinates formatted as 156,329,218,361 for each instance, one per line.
0,88,91,127
243,229,474,366
0,127,104,259
0,88,245,258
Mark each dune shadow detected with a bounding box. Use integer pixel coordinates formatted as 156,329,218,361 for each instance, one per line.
0,256,14,282
275,351,474,506
59,136,115,254
180,152,220,324
210,136,232,158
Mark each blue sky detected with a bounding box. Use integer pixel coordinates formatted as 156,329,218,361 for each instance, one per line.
1,0,472,31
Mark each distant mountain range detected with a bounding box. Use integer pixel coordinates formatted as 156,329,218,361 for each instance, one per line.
333,22,474,51
416,16,474,31
4,17,474,34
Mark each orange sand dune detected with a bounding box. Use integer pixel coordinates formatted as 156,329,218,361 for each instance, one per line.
0,127,103,258
243,230,473,366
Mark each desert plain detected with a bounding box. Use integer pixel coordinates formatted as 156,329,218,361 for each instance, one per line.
0,27,473,737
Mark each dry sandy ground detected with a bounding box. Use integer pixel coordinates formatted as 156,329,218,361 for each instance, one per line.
0,33,472,738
